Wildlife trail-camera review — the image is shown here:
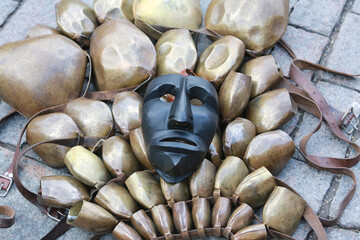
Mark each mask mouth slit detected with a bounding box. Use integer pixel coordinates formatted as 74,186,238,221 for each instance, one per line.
160,137,197,146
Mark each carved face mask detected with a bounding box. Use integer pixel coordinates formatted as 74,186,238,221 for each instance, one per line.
142,74,219,183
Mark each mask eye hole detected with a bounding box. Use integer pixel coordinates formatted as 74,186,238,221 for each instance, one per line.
160,94,175,102
190,98,204,106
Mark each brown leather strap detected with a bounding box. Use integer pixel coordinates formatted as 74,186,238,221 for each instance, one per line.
0,108,17,127
0,205,15,228
41,216,72,240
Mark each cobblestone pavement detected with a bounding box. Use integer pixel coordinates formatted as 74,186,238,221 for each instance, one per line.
0,0,360,239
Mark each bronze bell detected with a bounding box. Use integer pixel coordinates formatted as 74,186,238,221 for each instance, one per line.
26,24,61,38
93,0,134,23
192,198,211,238
231,224,267,240
207,132,224,168
160,178,191,208
131,209,158,240
244,130,295,175
151,204,175,239
205,0,289,53
212,197,232,236
129,127,155,171
263,186,306,235
244,88,298,133
223,203,254,238
113,222,142,240
172,201,192,240
189,159,217,198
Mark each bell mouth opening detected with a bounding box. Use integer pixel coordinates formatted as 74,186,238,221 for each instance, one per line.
160,137,197,146
67,200,83,224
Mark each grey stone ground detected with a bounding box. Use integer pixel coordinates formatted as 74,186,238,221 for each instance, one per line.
0,0,360,239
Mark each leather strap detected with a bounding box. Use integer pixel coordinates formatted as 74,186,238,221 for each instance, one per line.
0,205,15,228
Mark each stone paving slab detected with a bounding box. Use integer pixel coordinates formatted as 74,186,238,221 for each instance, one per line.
324,12,360,91
0,0,18,26
271,25,328,76
352,0,360,14
326,227,360,239
289,0,347,36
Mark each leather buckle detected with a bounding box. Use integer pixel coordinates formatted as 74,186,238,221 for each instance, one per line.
341,105,360,141
0,174,13,197
47,207,66,222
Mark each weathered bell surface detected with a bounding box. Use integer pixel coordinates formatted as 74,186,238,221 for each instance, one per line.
160,178,191,207
223,203,253,238
0,35,87,118
151,204,174,238
233,166,276,209
244,130,295,175
212,197,232,236
131,209,158,240
37,175,89,208
263,186,305,235
56,0,98,45
94,182,140,219
206,132,224,168
133,0,202,39
155,29,197,76
90,19,156,90
192,198,211,237
125,171,166,209
205,0,289,53
27,113,82,168
113,222,142,240
189,159,217,198
93,0,134,23
240,55,283,98
172,201,192,239
231,224,267,240
65,145,111,188
219,71,252,123
195,36,245,89
223,117,256,159
112,91,142,137
67,200,118,232
26,24,61,38
102,136,141,177
244,88,298,133
129,127,155,171
214,156,249,199
64,98,114,138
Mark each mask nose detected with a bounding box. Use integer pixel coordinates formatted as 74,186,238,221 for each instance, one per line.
168,78,193,131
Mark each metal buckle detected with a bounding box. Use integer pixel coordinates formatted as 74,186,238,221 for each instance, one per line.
47,207,66,222
0,174,13,197
341,105,360,141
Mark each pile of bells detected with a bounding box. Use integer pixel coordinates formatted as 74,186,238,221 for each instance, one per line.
0,0,306,239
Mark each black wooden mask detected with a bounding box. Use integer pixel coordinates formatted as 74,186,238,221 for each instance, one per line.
142,74,218,183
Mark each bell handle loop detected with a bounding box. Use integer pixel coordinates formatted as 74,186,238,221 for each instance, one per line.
82,53,93,98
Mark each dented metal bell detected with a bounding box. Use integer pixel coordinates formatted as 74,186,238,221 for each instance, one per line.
160,178,191,207
196,36,245,88
240,55,283,98
231,224,267,240
94,182,140,219
172,201,192,240
64,98,114,138
244,130,295,175
151,204,174,239
125,171,166,209
214,156,249,199
212,197,232,236
56,0,98,45
113,222,142,240
129,127,155,171
206,132,224,168
93,0,134,23
223,117,256,159
26,24,61,38
112,91,142,137
37,175,89,208
131,209,158,240
189,159,217,198
233,166,276,209
155,29,197,76
263,186,306,235
223,203,254,238
65,145,111,188
67,200,118,232
205,0,289,53
133,0,203,39
244,88,298,133
27,113,82,168
219,71,252,123
90,19,156,90
192,198,211,238
102,136,141,177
